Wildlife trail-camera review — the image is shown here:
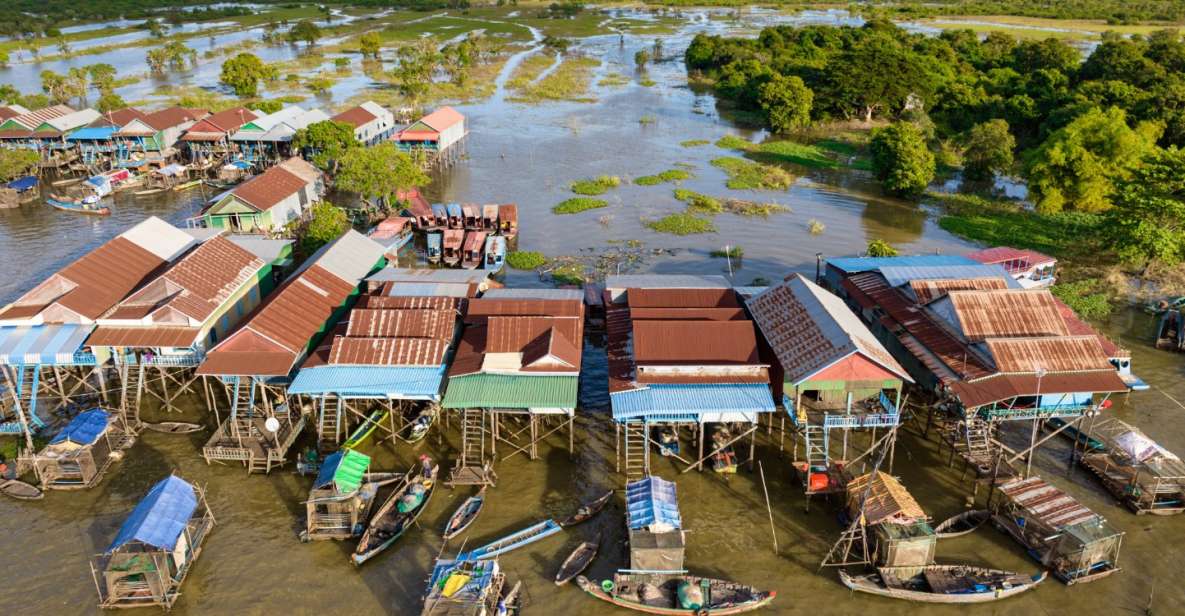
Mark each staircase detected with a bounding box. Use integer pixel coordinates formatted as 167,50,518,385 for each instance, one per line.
963,418,993,459
120,362,144,426
459,408,485,470
16,364,45,430
804,424,829,472
623,421,648,480
318,396,341,451
230,377,256,420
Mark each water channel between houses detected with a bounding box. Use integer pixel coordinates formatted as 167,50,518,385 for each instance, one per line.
1,11,1183,616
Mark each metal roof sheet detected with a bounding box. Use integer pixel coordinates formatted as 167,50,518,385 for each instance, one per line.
415,106,465,132
997,475,1100,530
314,449,370,494
289,364,445,398
936,289,1070,341
331,105,378,128
606,274,730,292
357,295,463,311
966,246,1057,269
385,282,474,298
441,374,577,409
49,408,109,446
227,165,309,211
627,287,739,308
949,371,1128,408
86,326,202,348
879,264,1018,289
0,324,94,365
107,475,197,553
626,476,681,531
367,268,490,285
328,336,449,366
627,307,745,321
119,216,198,262
611,383,776,420
345,308,455,340
826,255,979,274
481,288,584,301
985,336,1114,373
66,126,116,141
748,275,910,385
632,320,760,365
908,277,1009,303
465,298,583,321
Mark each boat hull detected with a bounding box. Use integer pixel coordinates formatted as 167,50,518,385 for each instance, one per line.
442,488,486,540
838,568,1046,604
575,575,775,615
352,464,438,565
46,198,110,216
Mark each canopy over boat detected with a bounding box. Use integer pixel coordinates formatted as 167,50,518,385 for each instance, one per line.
49,408,109,447
107,475,198,552
314,450,371,494
7,176,36,192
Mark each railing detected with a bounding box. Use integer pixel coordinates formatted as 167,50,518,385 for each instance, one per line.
119,353,202,367
822,413,900,429
976,403,1094,421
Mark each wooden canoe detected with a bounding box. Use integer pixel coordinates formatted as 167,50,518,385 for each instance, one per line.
142,421,204,434
352,462,438,565
463,519,562,560
558,490,613,527
343,409,389,451
442,486,486,540
402,406,436,444
499,580,523,615
555,541,598,585
839,566,1047,604
133,187,167,197
0,479,44,500
575,573,776,615
173,179,203,191
46,197,110,216
934,509,989,539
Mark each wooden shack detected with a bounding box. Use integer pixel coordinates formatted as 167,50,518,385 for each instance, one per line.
992,476,1123,584
1079,418,1185,515
625,476,686,572
846,471,935,567
90,475,214,610
304,450,375,541
32,408,134,490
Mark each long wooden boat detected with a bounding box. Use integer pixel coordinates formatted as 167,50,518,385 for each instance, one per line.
0,479,44,500
142,421,204,434
933,510,989,538
402,405,436,444
464,519,562,560
51,176,85,187
575,573,776,615
839,566,1047,604
443,229,464,267
462,231,487,270
133,187,167,197
1045,417,1105,452
352,460,439,565
173,178,203,192
344,409,390,451
558,490,613,527
555,541,598,585
46,196,110,216
443,486,487,540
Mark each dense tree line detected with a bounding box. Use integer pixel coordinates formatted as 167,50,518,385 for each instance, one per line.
687,22,1185,267
0,1,253,37
647,0,1185,23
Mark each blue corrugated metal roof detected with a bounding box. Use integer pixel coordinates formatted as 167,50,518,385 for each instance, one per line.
50,408,109,446
287,365,445,398
879,264,1020,289
826,255,978,274
0,324,94,365
66,126,116,141
107,476,198,552
611,383,776,421
626,477,681,530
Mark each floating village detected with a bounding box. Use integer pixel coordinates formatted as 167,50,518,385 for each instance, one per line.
1,13,1185,615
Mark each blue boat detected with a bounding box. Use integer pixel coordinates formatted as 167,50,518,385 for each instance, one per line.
430,203,448,228
446,203,464,229
484,235,506,272
46,195,110,216
427,231,443,264
461,519,562,560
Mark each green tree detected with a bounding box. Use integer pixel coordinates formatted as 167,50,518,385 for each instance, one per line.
757,73,813,133
962,119,1015,180
635,49,650,69
869,122,936,198
866,238,899,257
86,63,117,93
335,142,430,209
96,91,126,113
294,120,357,171
249,100,283,114
220,53,273,98
0,49,9,67
1026,107,1158,213
1108,147,1185,269
359,32,381,58
288,20,322,47
40,69,81,105
391,40,438,105
300,201,349,256
0,149,40,181
826,33,934,122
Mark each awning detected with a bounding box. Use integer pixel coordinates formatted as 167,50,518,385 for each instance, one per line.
626,476,681,531
66,126,116,141
107,475,198,553
441,374,577,409
0,324,94,365
949,371,1129,409
288,365,445,398
49,408,109,446
611,383,776,422
314,449,369,494
6,176,37,192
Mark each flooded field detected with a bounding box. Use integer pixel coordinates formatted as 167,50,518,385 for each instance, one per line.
1,8,1184,616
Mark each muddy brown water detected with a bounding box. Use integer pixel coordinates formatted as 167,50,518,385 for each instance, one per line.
1,13,1183,616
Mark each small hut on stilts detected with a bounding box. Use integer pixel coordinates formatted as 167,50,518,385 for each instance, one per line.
30,408,134,490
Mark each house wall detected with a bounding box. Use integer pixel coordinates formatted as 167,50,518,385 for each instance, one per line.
199,256,285,351
438,120,465,151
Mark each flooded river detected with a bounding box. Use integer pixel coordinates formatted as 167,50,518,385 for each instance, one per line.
1,10,1183,616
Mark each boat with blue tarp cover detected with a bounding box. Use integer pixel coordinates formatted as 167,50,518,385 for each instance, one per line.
421,557,505,616
484,235,506,272
89,475,215,610
446,203,464,229
31,408,135,490
5,175,38,202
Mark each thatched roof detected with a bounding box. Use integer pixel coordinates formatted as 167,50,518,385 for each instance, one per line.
846,471,926,525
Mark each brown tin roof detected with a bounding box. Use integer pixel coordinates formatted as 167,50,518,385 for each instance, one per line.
144,106,207,131
357,294,463,311
627,287,739,309
328,336,449,366
230,166,308,211
331,105,377,128
86,326,202,348
942,289,1070,341
909,277,1008,304
631,320,759,365
464,298,583,322
345,308,455,340
984,336,1114,373
627,307,746,321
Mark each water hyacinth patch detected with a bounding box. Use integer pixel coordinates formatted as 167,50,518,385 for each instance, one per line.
554,197,609,214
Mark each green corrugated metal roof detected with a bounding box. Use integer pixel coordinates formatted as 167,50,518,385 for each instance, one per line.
334,449,370,493
442,374,578,409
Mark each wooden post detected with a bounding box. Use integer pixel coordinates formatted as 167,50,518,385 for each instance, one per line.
530,413,538,460
615,422,621,473
758,461,778,555
1025,417,1039,477
697,422,705,472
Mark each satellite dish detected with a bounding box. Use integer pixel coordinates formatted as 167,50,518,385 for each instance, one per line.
264,417,280,433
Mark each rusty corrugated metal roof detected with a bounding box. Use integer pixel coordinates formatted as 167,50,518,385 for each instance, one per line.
357,294,462,311
1052,296,1122,357
486,316,581,370
86,326,202,348
941,289,1069,341
447,326,486,377
465,298,583,322
346,308,455,340
910,277,1008,303
632,320,759,365
985,336,1113,373
331,105,377,128
950,371,1127,408
997,476,1099,530
229,166,308,212
328,336,448,366
627,307,746,321
627,288,739,309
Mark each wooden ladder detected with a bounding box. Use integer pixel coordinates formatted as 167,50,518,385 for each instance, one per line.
623,421,648,480
16,364,45,430
318,396,341,450
963,417,993,458
460,408,485,469
120,362,145,427
805,424,829,471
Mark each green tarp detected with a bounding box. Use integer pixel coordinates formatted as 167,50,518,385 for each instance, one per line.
442,374,578,409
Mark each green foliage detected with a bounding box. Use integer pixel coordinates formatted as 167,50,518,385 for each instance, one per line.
715,135,751,150
542,35,571,53
725,199,789,217
569,175,620,195
147,41,196,74
634,49,650,69
551,263,585,286
1052,278,1113,321
1108,147,1185,268
635,169,692,185
711,246,744,258
680,139,710,147
249,100,283,114
359,32,382,58
962,119,1015,180
0,149,40,181
553,197,608,214
752,140,843,169
867,238,899,257
673,188,723,214
96,91,126,113
758,73,813,133
86,63,117,92
293,120,358,171
335,142,430,206
506,251,547,270
220,53,274,98
647,212,716,235
334,57,350,69
288,19,322,46
869,122,935,198
301,201,349,257
391,39,438,105
932,192,1104,257
710,157,794,190
1026,107,1158,213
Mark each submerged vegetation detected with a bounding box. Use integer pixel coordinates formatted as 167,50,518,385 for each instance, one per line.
570,175,622,195
507,250,548,270
635,169,693,186
710,157,795,190
647,212,717,235
554,197,609,214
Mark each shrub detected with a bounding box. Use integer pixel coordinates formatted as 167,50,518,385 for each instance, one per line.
506,251,547,270
710,246,744,258
710,157,794,190
636,169,692,185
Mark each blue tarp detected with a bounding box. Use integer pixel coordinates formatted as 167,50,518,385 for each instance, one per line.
0,323,96,365
49,408,109,446
626,476,681,530
611,383,776,422
6,176,37,192
229,160,252,170
287,365,446,399
446,203,462,218
826,255,979,274
66,126,116,141
107,476,198,553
